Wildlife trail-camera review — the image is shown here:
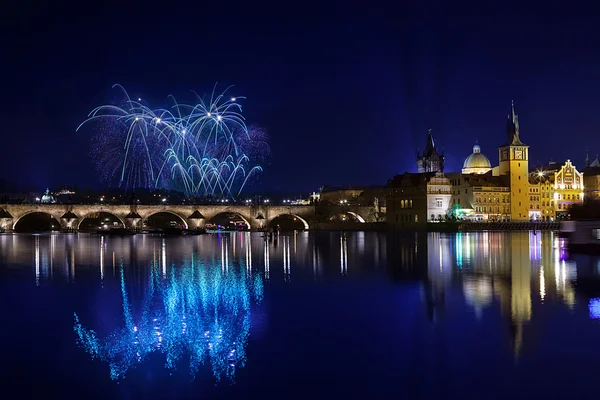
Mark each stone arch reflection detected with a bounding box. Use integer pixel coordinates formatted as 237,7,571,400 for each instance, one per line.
73,257,263,381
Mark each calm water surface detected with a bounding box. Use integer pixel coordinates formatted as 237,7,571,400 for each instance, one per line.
1,231,600,399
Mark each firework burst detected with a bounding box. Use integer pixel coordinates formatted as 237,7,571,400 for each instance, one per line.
78,84,268,198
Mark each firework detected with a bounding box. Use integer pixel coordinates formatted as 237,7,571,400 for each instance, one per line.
78,85,268,197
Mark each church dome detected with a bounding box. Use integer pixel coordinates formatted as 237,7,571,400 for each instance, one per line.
462,144,492,174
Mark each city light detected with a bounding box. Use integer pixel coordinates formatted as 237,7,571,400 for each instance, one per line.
162,198,166,202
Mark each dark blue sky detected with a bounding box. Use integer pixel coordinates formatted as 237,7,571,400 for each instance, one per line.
2,3,599,193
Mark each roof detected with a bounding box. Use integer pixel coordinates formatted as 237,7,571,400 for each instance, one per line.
583,166,600,177
462,174,508,188
503,101,526,147
463,144,492,169
388,172,437,188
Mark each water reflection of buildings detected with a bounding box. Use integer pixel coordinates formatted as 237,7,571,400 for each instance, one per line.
453,231,576,358
2,232,387,288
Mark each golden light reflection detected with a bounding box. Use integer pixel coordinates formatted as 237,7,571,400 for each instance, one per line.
540,266,545,301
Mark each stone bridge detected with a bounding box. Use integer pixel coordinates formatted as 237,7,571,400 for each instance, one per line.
0,203,378,231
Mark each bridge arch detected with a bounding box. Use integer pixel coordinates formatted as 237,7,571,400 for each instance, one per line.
143,211,189,229
346,211,365,223
327,211,366,223
13,211,62,231
268,214,309,230
207,211,251,230
77,211,127,230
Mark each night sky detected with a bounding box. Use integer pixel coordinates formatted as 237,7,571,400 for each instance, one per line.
3,3,599,193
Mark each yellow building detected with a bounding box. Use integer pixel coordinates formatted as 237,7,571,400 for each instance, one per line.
529,160,584,220
554,160,584,219
498,102,530,221
448,173,510,221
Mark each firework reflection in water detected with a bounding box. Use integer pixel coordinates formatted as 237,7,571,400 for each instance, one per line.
73,256,264,381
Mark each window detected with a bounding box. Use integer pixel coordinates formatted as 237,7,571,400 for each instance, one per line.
436,198,443,208
414,215,418,223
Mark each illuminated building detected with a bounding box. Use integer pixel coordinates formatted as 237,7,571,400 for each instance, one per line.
446,102,536,221
416,129,444,173
448,174,510,221
498,102,530,221
387,171,452,225
553,160,584,218
530,160,584,220
461,143,492,175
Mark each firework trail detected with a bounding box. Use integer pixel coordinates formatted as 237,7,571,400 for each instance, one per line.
78,85,268,198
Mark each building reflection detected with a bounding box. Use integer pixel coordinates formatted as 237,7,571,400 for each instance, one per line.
453,231,576,359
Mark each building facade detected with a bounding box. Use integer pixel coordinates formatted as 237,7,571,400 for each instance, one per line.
387,171,452,226
448,173,510,221
528,160,584,220
583,154,600,200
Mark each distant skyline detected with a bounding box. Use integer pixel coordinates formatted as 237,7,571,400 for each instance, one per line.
2,5,600,193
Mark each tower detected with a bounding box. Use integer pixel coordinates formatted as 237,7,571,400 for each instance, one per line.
498,101,530,221
416,129,444,173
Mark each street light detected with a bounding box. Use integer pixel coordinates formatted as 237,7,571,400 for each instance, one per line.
162,198,167,202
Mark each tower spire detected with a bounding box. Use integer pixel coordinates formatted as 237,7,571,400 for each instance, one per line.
586,149,590,167
506,100,523,146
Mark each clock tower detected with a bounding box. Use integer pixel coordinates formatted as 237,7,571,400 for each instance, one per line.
498,101,529,221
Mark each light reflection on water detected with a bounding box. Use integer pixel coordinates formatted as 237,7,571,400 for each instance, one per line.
2,231,600,395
